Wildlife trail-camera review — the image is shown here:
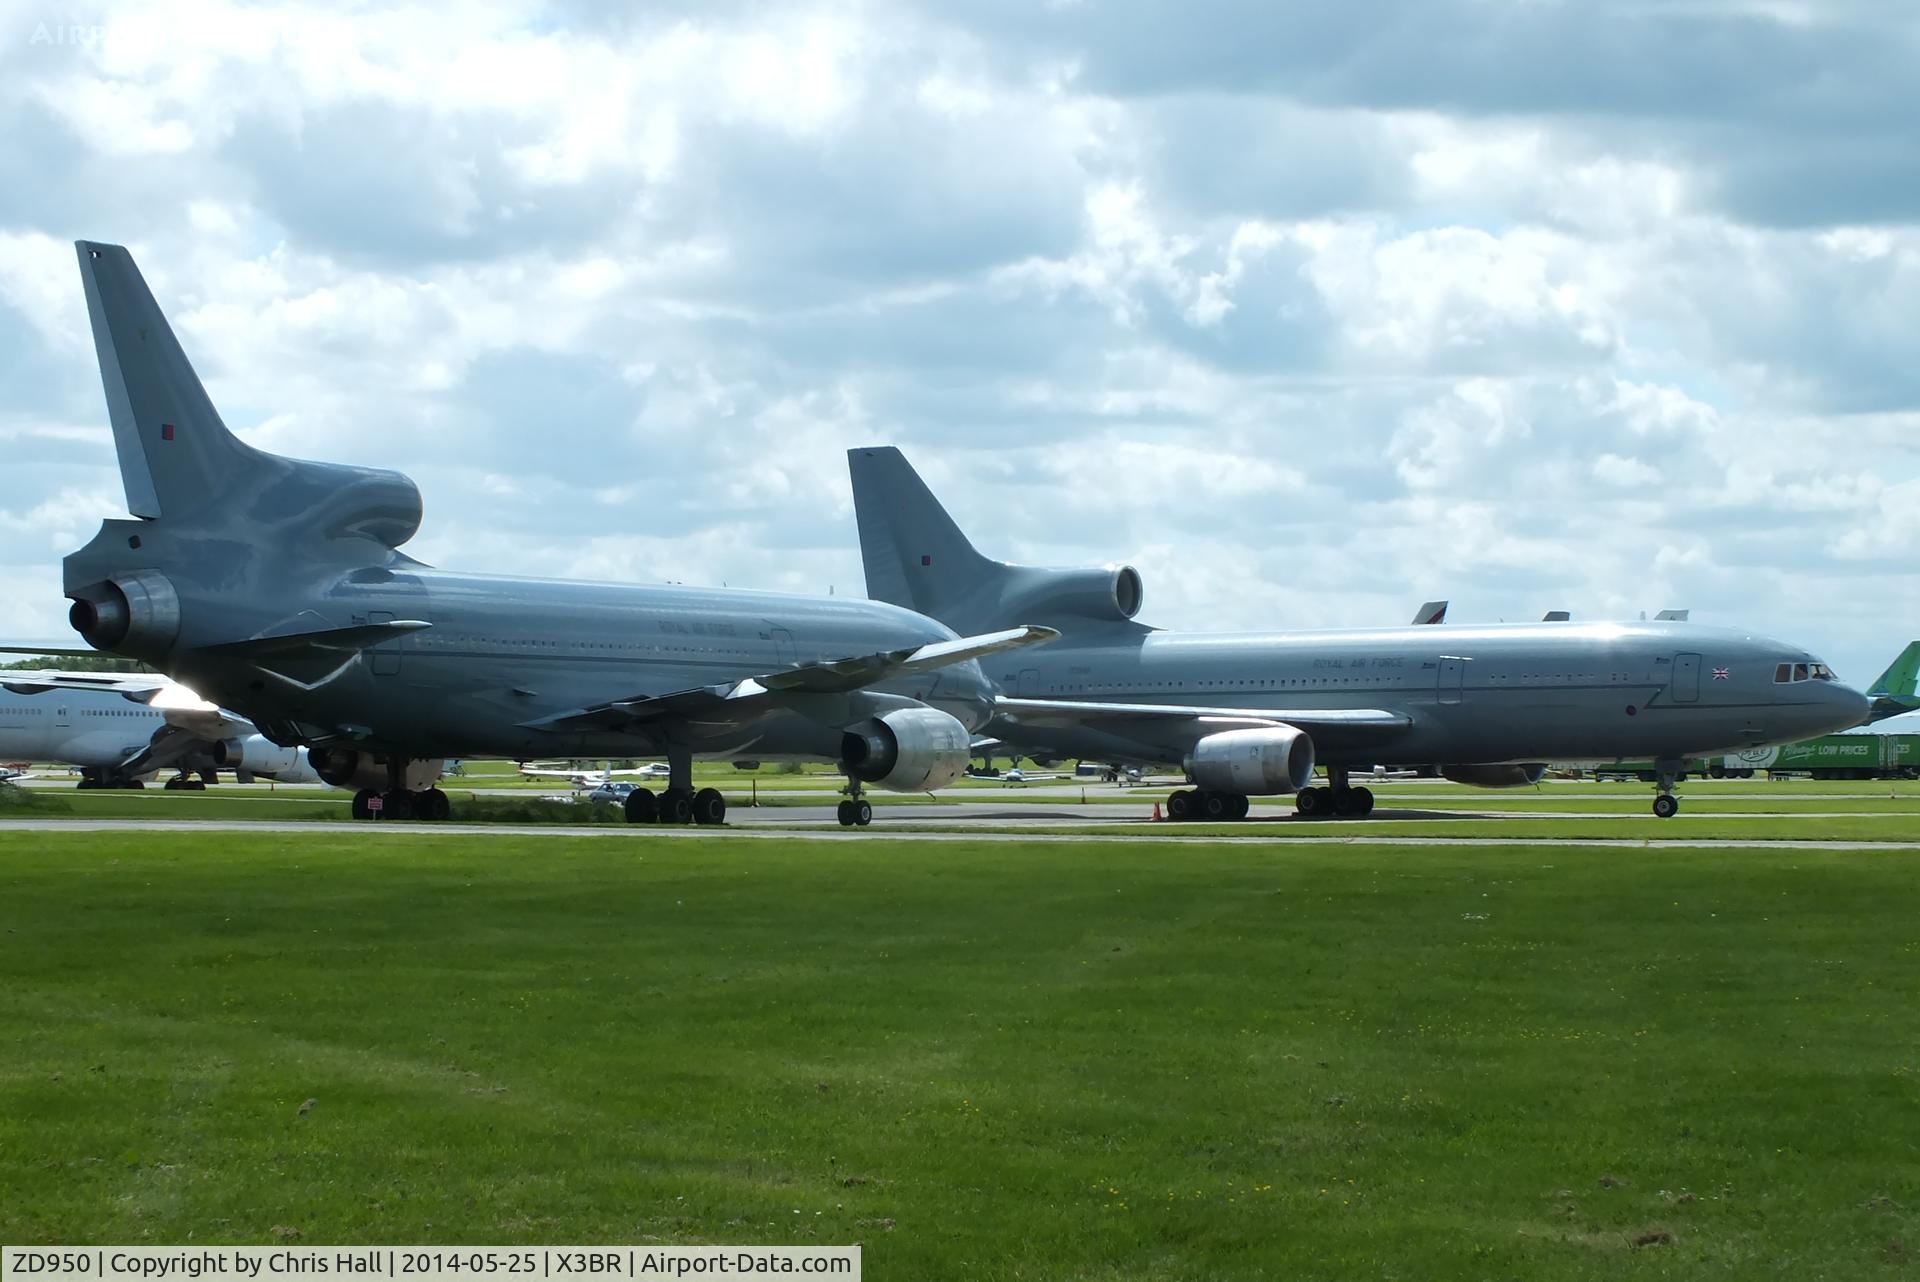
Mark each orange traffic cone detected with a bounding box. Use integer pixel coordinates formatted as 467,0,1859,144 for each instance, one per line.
1151,801,1163,821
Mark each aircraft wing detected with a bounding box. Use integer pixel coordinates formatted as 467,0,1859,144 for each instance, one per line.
0,670,171,698
524,626,1058,733
990,696,1412,754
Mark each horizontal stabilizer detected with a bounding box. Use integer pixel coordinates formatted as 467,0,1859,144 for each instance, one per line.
1654,608,1691,621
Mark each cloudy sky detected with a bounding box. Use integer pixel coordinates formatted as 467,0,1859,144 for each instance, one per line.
1,0,1916,690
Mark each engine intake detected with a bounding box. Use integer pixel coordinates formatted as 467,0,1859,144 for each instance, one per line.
842,706,971,793
1185,726,1316,795
1443,763,1548,789
67,570,180,656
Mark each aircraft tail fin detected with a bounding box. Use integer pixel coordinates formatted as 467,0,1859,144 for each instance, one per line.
848,445,1147,635
1865,641,1920,700
848,446,999,621
76,240,262,519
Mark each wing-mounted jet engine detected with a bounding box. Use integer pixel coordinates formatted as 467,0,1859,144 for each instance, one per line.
55,243,1053,826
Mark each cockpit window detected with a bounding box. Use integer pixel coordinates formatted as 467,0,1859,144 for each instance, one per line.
1775,663,1791,683
1792,663,1809,681
1776,660,1836,683
1810,662,1834,681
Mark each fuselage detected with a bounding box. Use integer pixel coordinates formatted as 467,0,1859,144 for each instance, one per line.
153,564,995,762
0,688,168,767
984,620,1868,766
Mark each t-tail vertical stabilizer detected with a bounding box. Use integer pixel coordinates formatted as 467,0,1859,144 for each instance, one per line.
848,446,1149,637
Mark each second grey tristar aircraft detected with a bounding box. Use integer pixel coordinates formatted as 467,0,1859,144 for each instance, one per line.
49,242,1053,826
848,447,1869,819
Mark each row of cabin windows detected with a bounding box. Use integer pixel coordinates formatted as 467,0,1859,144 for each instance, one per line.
416,634,758,659
1775,662,1835,683
0,707,150,718
1044,673,1635,694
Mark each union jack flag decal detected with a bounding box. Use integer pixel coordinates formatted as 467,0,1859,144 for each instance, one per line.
1712,667,1730,680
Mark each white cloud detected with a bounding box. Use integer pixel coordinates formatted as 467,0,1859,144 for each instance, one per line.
0,0,1915,685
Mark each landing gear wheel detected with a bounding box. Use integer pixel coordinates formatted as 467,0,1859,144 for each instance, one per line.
380,789,414,821
1333,788,1364,817
421,788,450,821
657,788,694,825
1199,790,1230,821
624,788,658,824
693,787,727,825
1295,787,1326,818
1652,793,1679,819
837,799,858,827
1230,794,1251,820
854,799,873,827
351,789,374,820
1352,786,1375,817
165,777,184,791
187,779,207,791
1167,790,1195,822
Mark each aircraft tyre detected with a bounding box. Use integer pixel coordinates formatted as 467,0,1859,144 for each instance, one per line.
693,787,727,825
1199,790,1234,821
380,789,414,820
1333,788,1364,817
657,788,694,825
1295,786,1329,818
1652,794,1679,819
837,799,857,827
1352,786,1375,816
1167,789,1195,821
351,789,373,820
420,788,450,821
623,788,658,824
855,799,873,826
1231,794,1251,820
165,777,184,790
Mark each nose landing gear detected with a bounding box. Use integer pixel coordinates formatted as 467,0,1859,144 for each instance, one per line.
1651,760,1683,818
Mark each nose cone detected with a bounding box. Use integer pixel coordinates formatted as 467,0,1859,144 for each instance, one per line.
1825,682,1873,733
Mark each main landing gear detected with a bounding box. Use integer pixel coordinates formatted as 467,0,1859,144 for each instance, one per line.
1293,770,1376,819
620,747,728,826
346,756,451,821
836,777,873,827
1165,789,1250,821
1651,759,1683,819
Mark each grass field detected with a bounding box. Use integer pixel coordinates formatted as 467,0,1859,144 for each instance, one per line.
4,830,1920,1278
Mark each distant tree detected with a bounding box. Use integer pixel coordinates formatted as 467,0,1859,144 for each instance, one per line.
0,654,150,673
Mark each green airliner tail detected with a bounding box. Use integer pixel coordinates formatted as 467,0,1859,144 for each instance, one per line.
1865,640,1920,721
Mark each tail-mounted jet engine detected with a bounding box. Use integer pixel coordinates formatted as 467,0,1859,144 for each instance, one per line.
67,571,180,657
1185,726,1316,795
842,707,972,792
1443,763,1548,788
308,747,445,792
997,564,1145,628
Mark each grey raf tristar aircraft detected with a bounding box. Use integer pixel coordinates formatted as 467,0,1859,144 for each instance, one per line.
847,446,1869,819
52,242,1054,826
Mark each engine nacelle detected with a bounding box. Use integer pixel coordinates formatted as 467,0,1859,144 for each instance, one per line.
307,747,445,792
1184,726,1316,796
1443,763,1548,789
998,564,1145,626
842,706,972,793
67,570,180,656
213,734,304,776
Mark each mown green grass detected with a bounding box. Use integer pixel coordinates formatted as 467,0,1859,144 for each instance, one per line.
3,832,1920,1279
919,815,1920,843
